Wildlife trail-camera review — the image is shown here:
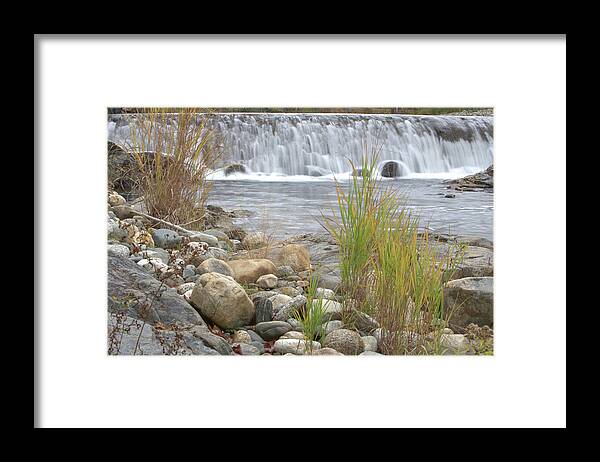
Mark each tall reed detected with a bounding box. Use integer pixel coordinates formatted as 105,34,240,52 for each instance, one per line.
323,150,465,354
125,108,221,229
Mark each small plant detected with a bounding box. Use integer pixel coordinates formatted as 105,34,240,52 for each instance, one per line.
292,270,327,350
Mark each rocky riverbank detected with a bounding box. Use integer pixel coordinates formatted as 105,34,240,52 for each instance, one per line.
107,191,494,356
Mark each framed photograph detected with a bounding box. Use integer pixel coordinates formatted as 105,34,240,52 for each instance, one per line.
35,35,566,428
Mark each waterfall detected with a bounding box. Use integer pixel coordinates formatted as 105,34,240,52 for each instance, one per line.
108,113,493,178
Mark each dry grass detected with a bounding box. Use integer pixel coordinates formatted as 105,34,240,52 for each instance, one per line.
124,108,221,230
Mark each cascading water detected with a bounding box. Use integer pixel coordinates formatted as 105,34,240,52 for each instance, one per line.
107,113,493,179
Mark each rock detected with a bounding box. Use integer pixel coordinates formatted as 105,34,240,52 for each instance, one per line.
444,193,456,198
190,272,255,330
108,314,219,355
228,259,277,284
256,274,278,289
176,282,196,295
323,320,344,335
251,291,276,303
381,161,403,178
196,258,235,278
286,318,304,332
273,295,307,321
188,325,234,355
280,331,306,340
315,288,335,299
182,265,196,279
309,347,344,355
254,298,273,323
349,309,380,335
361,336,378,352
107,244,130,258
107,219,128,242
224,163,247,176
233,330,253,344
277,287,301,297
108,191,127,207
273,339,321,355
203,247,229,261
271,244,311,272
439,334,472,354
246,329,264,343
242,232,269,250
111,205,136,220
250,341,265,354
255,321,291,341
443,277,493,327
269,293,293,313
132,248,170,265
322,329,364,355
314,299,343,321
108,255,205,326
188,232,219,247
150,228,182,249
445,165,493,192
360,351,383,356
276,265,295,278
316,273,342,291
234,343,261,355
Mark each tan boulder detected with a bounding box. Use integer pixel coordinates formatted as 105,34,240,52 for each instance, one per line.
190,272,255,329
228,259,277,284
271,244,311,273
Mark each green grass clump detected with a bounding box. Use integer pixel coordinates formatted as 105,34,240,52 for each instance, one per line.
292,271,327,350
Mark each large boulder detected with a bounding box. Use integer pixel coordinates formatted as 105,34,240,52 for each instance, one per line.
228,259,277,284
444,276,493,327
107,255,205,326
271,244,311,273
322,329,364,355
108,313,221,355
190,272,255,330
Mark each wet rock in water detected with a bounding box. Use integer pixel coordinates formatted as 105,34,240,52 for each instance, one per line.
361,335,378,352
445,165,493,192
257,274,278,289
443,276,493,328
188,232,219,247
271,244,311,273
190,272,255,330
224,163,247,176
255,321,291,341
108,255,205,327
444,194,456,198
322,329,364,355
242,232,269,250
107,244,130,258
254,298,273,324
108,314,220,355
228,259,277,284
150,229,182,249
273,295,307,321
196,258,235,278
380,161,403,178
273,339,321,355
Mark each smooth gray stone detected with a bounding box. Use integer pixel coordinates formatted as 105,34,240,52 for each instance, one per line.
255,321,292,341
